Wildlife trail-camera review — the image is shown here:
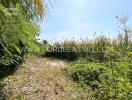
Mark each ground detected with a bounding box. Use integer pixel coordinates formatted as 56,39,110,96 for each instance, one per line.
0,56,94,100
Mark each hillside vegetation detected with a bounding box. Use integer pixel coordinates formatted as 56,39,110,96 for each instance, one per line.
0,0,132,100
37,18,132,99
0,0,45,77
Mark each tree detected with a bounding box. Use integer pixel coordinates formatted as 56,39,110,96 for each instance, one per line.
116,16,131,47
0,0,46,66
0,0,45,20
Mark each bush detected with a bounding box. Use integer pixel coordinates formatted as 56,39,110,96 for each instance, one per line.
64,58,132,99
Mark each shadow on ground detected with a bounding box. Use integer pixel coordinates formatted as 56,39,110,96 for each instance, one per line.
0,65,17,79
0,82,6,100
0,65,18,100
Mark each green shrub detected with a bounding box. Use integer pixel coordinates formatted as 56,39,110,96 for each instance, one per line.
64,58,132,100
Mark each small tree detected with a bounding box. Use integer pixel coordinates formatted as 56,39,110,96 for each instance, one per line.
116,16,131,47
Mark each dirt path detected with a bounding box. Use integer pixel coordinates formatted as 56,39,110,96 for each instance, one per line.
1,56,74,100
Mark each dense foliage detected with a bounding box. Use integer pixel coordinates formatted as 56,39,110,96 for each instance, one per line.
65,58,132,99
0,0,131,99
0,0,45,75
40,35,131,61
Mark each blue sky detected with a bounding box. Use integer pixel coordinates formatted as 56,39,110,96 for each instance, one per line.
39,0,132,41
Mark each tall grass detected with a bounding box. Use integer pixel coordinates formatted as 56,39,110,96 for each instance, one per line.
40,35,131,62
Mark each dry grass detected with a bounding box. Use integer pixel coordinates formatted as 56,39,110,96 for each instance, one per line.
1,56,94,100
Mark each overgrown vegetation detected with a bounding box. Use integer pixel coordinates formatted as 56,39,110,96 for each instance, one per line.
0,0,45,77
38,17,132,99
0,0,45,99
0,0,131,99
